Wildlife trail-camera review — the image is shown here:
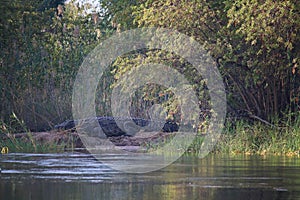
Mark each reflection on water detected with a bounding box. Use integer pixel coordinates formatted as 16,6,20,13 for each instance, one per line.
0,153,299,200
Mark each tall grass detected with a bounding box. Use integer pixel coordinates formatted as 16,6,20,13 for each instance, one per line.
140,113,300,157
0,113,67,153
214,114,300,156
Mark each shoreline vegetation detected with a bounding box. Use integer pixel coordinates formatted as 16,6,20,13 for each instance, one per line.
215,119,300,157
1,1,299,158
1,114,299,157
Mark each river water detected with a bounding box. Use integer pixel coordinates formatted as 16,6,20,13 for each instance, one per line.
0,153,299,200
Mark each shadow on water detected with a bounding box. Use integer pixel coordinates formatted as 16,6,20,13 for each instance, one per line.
0,153,300,200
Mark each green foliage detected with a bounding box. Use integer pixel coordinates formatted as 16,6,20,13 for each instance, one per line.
224,0,300,118
105,0,300,121
107,49,211,126
227,0,297,51
0,113,66,153
100,0,140,31
1,0,299,136
1,1,110,131
215,113,300,156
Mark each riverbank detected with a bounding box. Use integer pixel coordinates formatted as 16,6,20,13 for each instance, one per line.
1,119,299,156
0,130,175,153
185,117,300,157
213,120,300,157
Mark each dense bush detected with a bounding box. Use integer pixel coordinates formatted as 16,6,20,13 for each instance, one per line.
1,0,108,131
1,0,299,132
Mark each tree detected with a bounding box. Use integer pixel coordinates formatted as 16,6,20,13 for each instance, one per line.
100,0,140,31
0,0,106,131
102,0,300,122
223,0,300,119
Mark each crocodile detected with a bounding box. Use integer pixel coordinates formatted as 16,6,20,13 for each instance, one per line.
54,116,179,137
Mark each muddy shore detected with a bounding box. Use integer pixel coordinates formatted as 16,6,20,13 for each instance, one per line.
1,130,175,152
